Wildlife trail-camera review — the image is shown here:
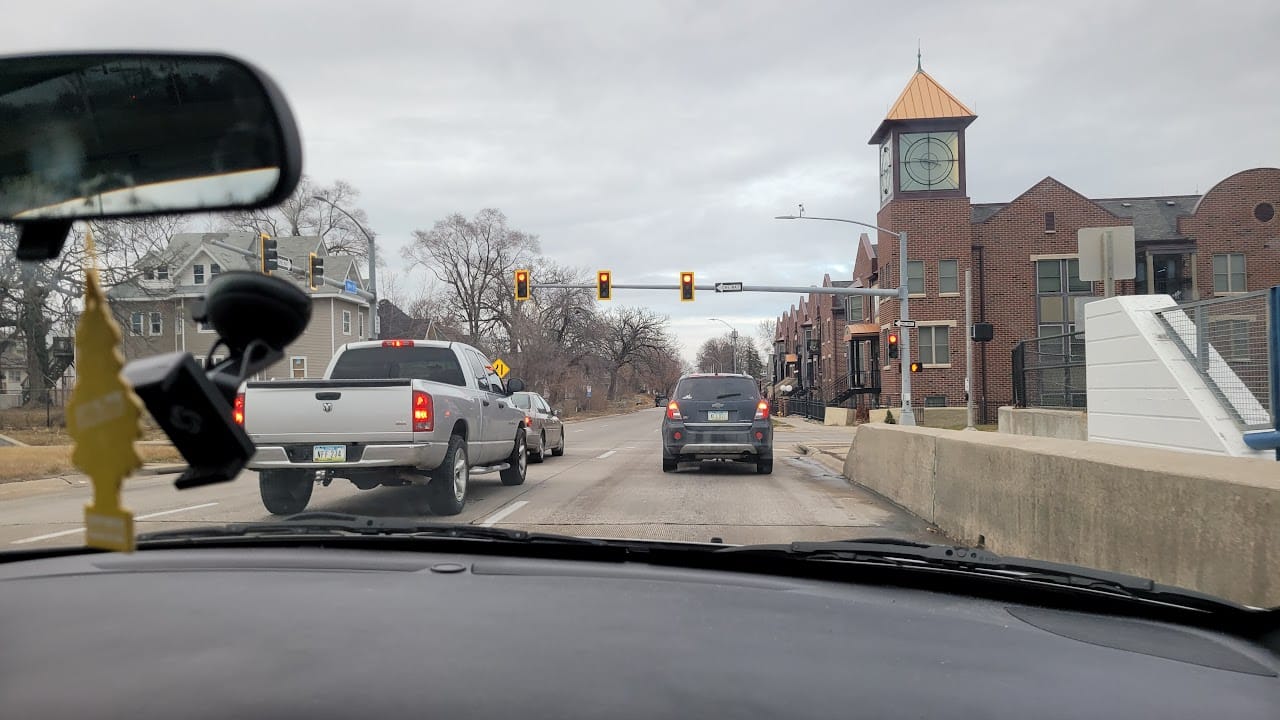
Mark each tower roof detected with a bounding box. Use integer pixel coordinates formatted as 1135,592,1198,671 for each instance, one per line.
869,69,976,144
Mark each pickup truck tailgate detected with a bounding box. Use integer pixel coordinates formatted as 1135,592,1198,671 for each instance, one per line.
244,380,415,443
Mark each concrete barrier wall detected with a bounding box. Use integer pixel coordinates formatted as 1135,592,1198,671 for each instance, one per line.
998,407,1088,441
843,424,1280,607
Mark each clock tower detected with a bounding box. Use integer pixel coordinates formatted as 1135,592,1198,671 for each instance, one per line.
870,68,976,204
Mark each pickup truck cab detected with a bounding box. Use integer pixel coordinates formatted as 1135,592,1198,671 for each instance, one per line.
240,340,528,516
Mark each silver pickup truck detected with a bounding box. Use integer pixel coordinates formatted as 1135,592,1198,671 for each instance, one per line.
239,340,528,517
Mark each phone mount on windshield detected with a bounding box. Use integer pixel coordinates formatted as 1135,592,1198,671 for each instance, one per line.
123,272,311,489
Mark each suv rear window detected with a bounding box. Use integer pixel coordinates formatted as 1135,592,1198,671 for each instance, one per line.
673,376,758,401
510,393,532,409
329,346,467,386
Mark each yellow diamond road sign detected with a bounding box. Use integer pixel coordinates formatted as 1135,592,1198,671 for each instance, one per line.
492,358,510,379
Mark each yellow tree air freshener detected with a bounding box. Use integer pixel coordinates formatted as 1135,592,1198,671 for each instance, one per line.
66,227,145,552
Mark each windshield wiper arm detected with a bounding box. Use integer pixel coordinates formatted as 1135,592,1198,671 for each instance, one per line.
715,392,743,399
718,538,1246,612
137,512,610,546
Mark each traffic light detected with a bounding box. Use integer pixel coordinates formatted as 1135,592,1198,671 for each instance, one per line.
887,332,899,359
909,361,922,373
597,270,612,300
515,269,530,301
308,252,324,290
679,272,695,302
259,233,278,274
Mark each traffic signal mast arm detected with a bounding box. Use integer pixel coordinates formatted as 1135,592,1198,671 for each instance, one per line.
531,281,899,297
203,237,375,300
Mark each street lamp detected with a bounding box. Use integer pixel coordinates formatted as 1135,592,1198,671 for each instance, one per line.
708,317,740,374
774,214,916,426
313,195,378,339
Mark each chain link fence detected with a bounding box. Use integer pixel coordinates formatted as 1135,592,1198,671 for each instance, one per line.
1012,331,1087,409
1153,291,1272,428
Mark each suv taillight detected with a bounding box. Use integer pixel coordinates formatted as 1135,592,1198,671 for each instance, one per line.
666,402,682,421
525,415,533,428
412,390,434,432
754,400,769,420
234,392,245,426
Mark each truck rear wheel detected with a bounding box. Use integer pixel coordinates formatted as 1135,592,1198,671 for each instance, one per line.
500,431,527,486
259,470,314,516
427,435,469,516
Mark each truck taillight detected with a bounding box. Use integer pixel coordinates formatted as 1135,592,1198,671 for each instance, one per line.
383,339,414,348
754,400,769,420
234,392,245,426
666,402,682,421
412,390,433,432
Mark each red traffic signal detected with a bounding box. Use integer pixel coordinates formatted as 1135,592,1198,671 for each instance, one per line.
887,332,899,359
514,269,530,301
679,272,695,302
597,270,612,300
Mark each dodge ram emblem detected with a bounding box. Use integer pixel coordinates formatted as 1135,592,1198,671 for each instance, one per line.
322,402,333,412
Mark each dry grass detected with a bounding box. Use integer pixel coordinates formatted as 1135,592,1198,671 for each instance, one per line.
0,444,183,484
3,426,168,446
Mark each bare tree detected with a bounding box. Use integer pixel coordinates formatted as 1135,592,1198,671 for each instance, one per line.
592,306,673,401
697,333,766,380
403,208,540,340
222,176,374,258
756,319,777,354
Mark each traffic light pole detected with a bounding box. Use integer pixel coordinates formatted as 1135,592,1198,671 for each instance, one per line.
204,238,375,301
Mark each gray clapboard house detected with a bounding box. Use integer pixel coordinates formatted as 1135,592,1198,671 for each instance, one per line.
107,232,371,380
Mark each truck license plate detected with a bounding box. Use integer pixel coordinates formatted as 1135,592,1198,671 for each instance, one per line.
708,411,728,422
313,444,346,463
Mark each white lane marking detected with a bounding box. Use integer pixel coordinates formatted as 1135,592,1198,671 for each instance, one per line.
10,502,219,545
137,502,219,520
596,450,616,459
479,500,528,527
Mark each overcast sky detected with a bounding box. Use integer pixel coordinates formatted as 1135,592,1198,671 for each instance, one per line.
12,0,1279,361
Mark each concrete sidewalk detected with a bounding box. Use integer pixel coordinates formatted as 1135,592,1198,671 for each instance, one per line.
772,415,857,475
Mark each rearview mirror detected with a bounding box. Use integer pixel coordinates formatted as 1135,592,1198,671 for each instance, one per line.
0,52,301,227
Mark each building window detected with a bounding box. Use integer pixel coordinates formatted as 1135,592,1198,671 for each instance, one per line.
925,395,947,408
1036,258,1091,337
148,312,162,336
1066,259,1090,292
193,264,206,285
918,326,950,366
1044,212,1056,233
342,310,352,335
1255,202,1274,223
938,260,958,295
198,318,215,333
156,265,169,281
906,260,924,295
1213,253,1246,293
210,263,221,278
291,357,307,379
130,312,144,336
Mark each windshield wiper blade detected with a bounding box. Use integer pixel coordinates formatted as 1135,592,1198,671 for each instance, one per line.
718,538,1246,612
137,512,610,547
715,392,743,399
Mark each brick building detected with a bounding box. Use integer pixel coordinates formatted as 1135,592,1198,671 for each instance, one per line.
772,67,1280,421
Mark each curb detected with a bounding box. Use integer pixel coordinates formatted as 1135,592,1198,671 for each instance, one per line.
136,464,187,476
0,433,29,447
562,407,655,425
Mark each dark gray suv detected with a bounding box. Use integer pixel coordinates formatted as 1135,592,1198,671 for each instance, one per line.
661,373,772,474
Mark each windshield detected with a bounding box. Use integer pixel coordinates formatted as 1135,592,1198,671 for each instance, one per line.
1,2,1275,611
329,347,467,386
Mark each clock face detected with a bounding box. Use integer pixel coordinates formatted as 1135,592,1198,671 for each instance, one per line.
879,142,893,205
898,132,960,191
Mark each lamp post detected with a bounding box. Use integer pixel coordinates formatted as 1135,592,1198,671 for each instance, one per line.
709,317,740,373
313,195,378,339
774,214,916,426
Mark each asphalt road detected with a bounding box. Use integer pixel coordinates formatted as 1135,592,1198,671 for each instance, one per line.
0,408,937,547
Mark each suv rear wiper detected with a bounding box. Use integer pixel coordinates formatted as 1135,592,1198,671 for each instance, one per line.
715,392,743,399
717,538,1250,613
137,512,610,547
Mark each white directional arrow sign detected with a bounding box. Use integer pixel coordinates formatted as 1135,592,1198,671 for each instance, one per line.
714,282,743,293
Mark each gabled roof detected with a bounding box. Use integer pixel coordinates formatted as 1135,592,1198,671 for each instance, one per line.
1093,195,1199,242
974,176,1122,226
870,69,977,143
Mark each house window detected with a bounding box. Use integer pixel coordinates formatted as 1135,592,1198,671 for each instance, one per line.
149,312,162,336
906,260,924,295
156,265,169,281
1213,253,1246,293
1044,212,1056,233
938,260,958,295
918,326,950,366
193,264,206,285
291,357,307,379
130,312,144,336
210,263,221,278
342,310,352,335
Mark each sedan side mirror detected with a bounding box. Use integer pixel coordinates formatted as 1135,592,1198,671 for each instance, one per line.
505,378,526,394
